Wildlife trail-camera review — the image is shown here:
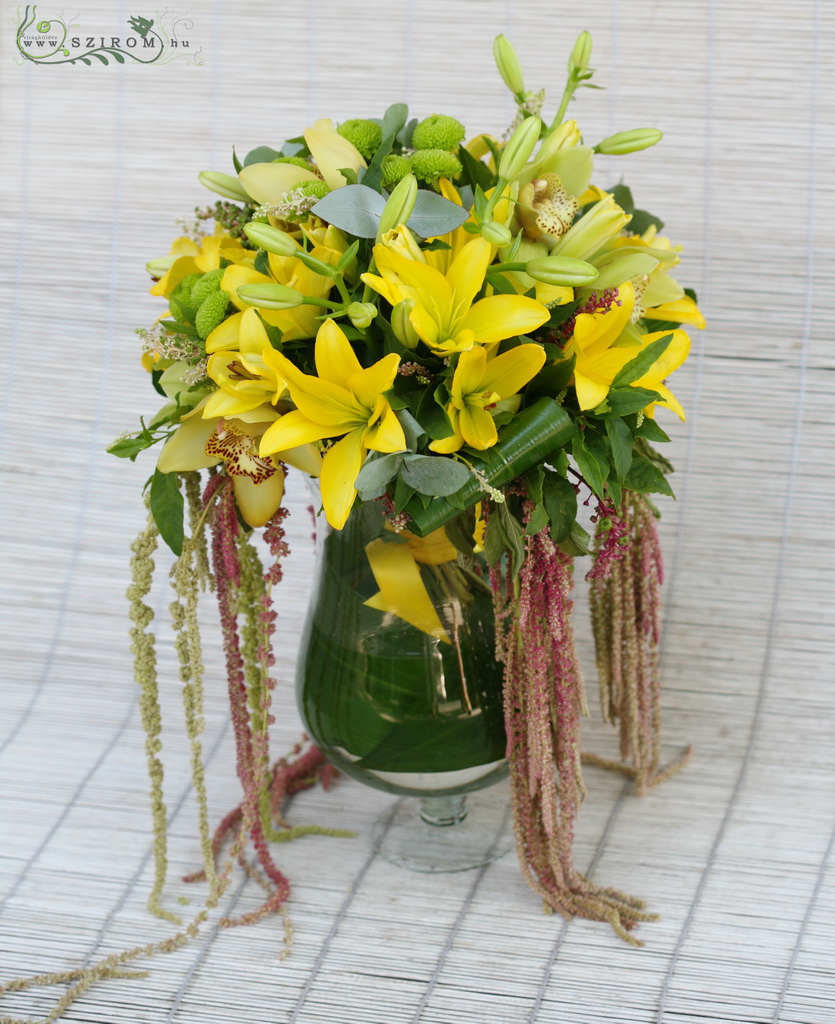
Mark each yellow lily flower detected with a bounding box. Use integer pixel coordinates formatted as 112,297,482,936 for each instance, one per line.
563,282,690,418
203,308,287,418
362,236,550,356
259,319,406,529
149,232,251,298
215,241,336,343
430,343,546,453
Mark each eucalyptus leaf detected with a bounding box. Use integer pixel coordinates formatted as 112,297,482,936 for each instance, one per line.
400,455,472,496
382,103,409,139
406,190,470,239
311,184,386,237
355,452,403,500
395,409,427,451
150,469,184,556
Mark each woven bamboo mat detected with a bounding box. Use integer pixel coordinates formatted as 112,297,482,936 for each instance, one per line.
1,1,833,1021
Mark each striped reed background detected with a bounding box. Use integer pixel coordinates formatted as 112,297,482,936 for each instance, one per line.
1,1,833,1021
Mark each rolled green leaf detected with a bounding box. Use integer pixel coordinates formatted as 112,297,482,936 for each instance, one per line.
404,398,576,536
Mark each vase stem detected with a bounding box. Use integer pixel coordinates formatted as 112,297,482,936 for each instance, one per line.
419,794,468,827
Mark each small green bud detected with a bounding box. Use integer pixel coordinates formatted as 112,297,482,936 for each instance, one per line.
347,302,378,330
237,283,304,310
525,255,598,286
594,128,663,155
337,119,384,161
568,31,592,75
195,289,229,340
377,173,418,239
243,221,298,257
190,268,225,305
391,299,420,349
481,221,513,247
381,154,412,189
411,114,466,152
493,34,525,95
410,149,463,187
198,171,251,203
497,116,541,180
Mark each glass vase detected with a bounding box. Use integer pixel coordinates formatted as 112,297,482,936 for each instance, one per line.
296,491,511,871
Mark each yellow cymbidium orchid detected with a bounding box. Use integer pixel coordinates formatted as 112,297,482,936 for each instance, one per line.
258,319,407,529
430,343,546,454
362,236,550,356
563,282,690,419
156,405,321,528
305,118,367,189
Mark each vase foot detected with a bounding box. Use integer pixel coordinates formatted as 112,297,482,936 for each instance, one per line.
372,784,513,873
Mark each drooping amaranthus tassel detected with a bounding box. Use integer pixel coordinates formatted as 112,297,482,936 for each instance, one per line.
588,490,692,794
208,480,293,923
491,514,655,944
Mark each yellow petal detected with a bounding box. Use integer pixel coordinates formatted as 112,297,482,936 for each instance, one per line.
400,527,458,565
363,403,407,453
157,415,221,472
359,271,401,309
633,329,691,384
205,311,244,353
459,403,498,450
348,352,401,411
320,428,366,529
232,469,285,528
646,381,686,421
314,319,363,387
451,347,487,403
573,370,612,412
364,539,449,642
457,294,549,345
221,265,273,311
304,127,367,189
478,344,546,400
446,238,492,322
274,442,323,477
643,296,706,329
238,162,320,205
260,409,334,455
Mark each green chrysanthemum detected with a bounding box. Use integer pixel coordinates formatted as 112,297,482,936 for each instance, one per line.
195,289,229,340
190,268,225,306
411,114,466,151
409,149,463,187
337,119,383,161
381,154,411,189
271,155,313,170
294,180,330,200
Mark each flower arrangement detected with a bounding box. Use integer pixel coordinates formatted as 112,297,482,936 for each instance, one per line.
109,29,705,952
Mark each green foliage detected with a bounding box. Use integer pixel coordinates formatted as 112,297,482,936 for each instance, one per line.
149,470,185,556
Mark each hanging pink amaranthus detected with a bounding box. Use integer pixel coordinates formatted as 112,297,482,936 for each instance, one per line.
491,507,654,942
588,490,692,793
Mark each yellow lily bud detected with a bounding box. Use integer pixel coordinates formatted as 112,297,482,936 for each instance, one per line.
236,283,305,310
493,34,525,95
377,173,418,240
391,298,420,349
525,255,598,286
497,116,542,180
198,170,251,203
243,222,298,257
594,128,663,155
568,31,592,75
481,221,513,247
551,194,631,262
347,301,378,329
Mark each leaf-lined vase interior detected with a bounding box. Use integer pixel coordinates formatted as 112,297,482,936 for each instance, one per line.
297,494,508,797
